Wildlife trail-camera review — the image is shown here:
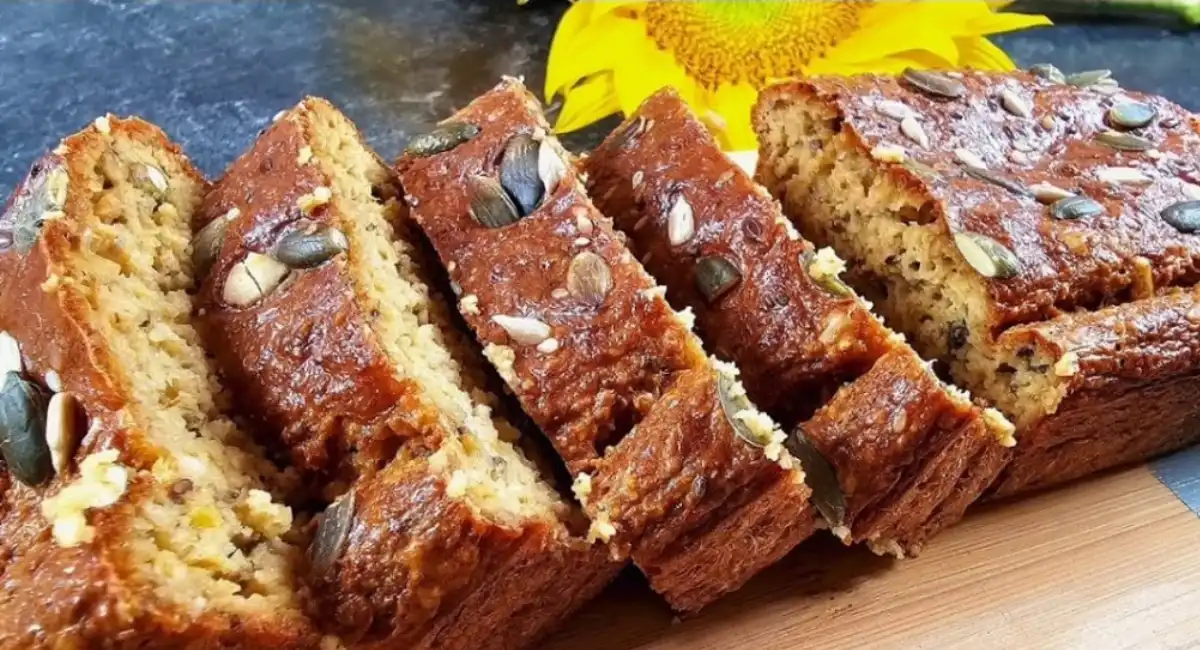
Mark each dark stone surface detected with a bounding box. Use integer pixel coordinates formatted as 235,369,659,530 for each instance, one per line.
1,1,1198,198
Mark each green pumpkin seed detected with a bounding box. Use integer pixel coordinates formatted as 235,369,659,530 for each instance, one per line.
193,208,238,281
802,252,854,298
901,68,965,99
0,371,53,487
784,424,846,531
1065,69,1112,88
500,133,543,216
1028,63,1066,84
566,251,612,304
311,490,356,575
404,121,481,158
715,370,767,449
954,232,1022,279
1094,130,1155,152
695,255,742,304
131,164,169,200
1161,200,1200,234
1107,102,1157,130
962,166,1031,197
1051,196,1105,221
467,175,521,229
274,224,349,269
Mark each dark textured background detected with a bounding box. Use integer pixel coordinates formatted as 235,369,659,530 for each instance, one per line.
2,0,1199,199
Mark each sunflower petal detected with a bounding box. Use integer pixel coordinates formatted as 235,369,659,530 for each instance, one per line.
554,73,621,134
703,83,759,150
545,13,644,101
955,36,1017,71
966,11,1053,35
613,38,696,117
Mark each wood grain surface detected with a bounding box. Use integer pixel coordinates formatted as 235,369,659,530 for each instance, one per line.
544,466,1200,650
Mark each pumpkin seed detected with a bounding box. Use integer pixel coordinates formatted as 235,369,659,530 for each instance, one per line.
715,370,767,449
311,491,355,575
0,332,21,376
695,255,742,304
468,175,522,229
1065,69,1112,88
803,252,854,298
1051,196,1105,221
222,253,290,307
1030,182,1075,204
1107,102,1157,130
1095,130,1155,152
404,121,481,157
900,116,929,148
492,314,552,346
1028,63,1066,84
954,232,1022,279
901,68,965,99
13,166,67,253
45,392,79,474
132,164,169,200
1161,200,1200,234
667,193,695,246
193,208,238,281
962,165,1031,197
274,224,349,269
999,88,1033,118
538,139,568,196
0,371,52,486
784,424,846,530
566,251,612,304
500,134,543,216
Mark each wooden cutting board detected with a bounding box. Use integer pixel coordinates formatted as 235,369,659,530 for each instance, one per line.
543,453,1200,649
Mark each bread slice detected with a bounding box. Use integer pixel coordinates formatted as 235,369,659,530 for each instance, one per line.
193,97,615,649
0,117,317,648
754,69,1200,496
583,89,1014,555
396,78,815,612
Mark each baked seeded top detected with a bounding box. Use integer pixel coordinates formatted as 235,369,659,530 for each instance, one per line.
767,68,1200,332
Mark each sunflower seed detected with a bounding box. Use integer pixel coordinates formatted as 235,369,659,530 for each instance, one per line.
0,371,52,486
275,225,349,269
954,232,1022,279
566,251,612,304
715,370,766,449
192,208,239,281
536,338,559,354
499,134,543,217
611,116,648,151
468,175,521,228
870,144,906,163
1030,182,1075,204
43,370,61,393
695,255,741,304
803,252,854,298
492,314,552,345
130,163,169,200
631,170,644,189
538,139,568,197
876,100,914,121
1183,183,1200,201
784,424,846,530
999,88,1033,119
900,116,929,148
1096,166,1152,185
1066,69,1112,88
223,253,290,307
667,193,695,246
1095,130,1155,152
1041,115,1057,130
962,166,1031,197
404,121,481,157
12,165,68,253
0,333,21,376
1008,151,1031,166
954,148,988,170
45,392,79,474
311,491,355,575
1092,80,1121,96
1107,102,1157,130
901,68,966,99
1161,201,1200,234
1028,63,1066,84
1051,196,1105,221
901,159,940,181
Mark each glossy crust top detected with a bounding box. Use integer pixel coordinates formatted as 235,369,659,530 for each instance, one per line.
759,71,1200,333
396,78,815,611
0,118,318,649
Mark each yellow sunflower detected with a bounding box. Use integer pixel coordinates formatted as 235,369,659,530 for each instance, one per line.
545,1,1051,149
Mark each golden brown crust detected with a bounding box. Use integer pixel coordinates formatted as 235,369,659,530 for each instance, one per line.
584,90,1008,554
195,98,612,649
396,78,814,611
0,118,318,649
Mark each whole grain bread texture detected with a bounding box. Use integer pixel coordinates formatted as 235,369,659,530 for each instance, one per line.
584,89,1014,556
754,69,1200,497
0,116,319,649
396,78,816,613
194,98,615,650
